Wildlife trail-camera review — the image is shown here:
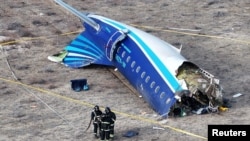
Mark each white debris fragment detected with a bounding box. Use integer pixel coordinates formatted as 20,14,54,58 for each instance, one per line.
0,36,12,43
174,95,181,102
233,93,243,98
159,119,168,124
153,126,165,130
152,114,158,117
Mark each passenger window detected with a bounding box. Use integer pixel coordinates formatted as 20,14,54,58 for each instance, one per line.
150,81,155,88
145,76,150,83
141,72,146,79
122,51,126,58
117,47,121,53
131,61,136,68
126,56,131,63
166,97,171,104
136,66,141,73
160,90,165,98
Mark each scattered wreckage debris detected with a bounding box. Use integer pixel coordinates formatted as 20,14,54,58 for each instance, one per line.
170,62,230,117
122,130,139,138
232,93,243,98
48,50,68,63
153,127,165,130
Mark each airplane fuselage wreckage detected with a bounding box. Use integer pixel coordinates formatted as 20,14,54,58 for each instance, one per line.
49,0,227,117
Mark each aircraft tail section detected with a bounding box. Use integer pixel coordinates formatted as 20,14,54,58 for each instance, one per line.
62,30,113,68
48,23,114,68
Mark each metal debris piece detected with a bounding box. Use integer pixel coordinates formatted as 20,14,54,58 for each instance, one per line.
232,93,243,98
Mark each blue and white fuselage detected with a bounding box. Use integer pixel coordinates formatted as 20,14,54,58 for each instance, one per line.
63,14,186,116
52,0,224,116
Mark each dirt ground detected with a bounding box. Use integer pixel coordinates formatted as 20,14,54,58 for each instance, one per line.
0,0,250,141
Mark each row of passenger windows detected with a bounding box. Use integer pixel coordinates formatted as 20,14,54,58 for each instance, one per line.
119,48,171,104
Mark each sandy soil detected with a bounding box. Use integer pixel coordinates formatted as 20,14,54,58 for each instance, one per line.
0,0,250,141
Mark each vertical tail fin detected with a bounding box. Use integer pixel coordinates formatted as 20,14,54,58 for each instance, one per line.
54,0,100,31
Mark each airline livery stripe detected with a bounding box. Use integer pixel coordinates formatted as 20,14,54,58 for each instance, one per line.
76,34,104,54
71,40,102,56
71,39,99,53
122,44,131,53
65,46,100,58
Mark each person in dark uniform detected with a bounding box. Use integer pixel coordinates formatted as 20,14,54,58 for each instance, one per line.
91,105,102,138
105,107,116,140
100,110,112,141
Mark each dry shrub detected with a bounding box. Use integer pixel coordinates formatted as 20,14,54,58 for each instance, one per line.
28,77,47,85
47,84,58,89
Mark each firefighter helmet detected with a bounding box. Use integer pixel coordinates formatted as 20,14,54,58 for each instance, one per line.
105,107,111,113
94,105,99,111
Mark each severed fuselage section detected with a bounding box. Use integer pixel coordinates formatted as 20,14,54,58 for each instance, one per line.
172,62,224,116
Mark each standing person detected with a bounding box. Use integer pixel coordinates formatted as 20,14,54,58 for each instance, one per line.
105,107,116,140
91,105,102,138
100,110,112,141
